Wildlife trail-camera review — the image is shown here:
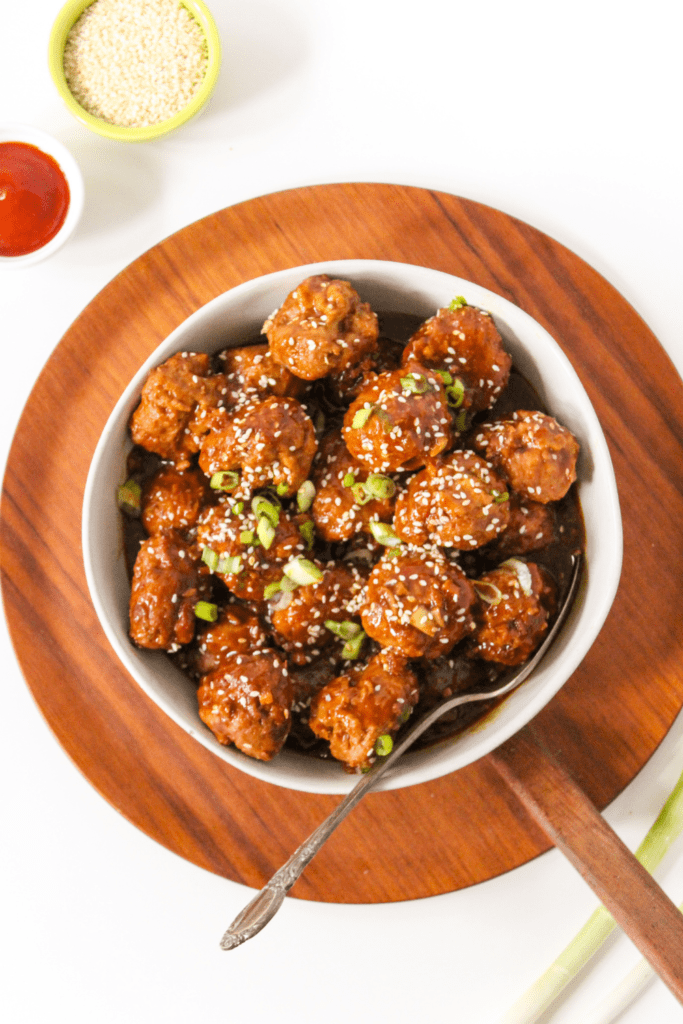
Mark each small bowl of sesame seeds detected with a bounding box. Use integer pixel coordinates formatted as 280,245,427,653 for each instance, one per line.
48,0,221,142
83,260,622,795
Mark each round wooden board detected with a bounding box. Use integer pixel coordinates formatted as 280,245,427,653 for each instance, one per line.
3,183,683,904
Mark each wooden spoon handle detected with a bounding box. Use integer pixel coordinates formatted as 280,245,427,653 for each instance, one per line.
489,724,683,1004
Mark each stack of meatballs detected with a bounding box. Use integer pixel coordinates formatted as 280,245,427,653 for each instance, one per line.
125,275,580,771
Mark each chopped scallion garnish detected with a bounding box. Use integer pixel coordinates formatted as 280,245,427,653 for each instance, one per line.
399,372,432,395
454,409,468,432
325,619,361,640
239,530,255,545
232,501,244,515
369,521,402,546
342,629,366,660
491,490,509,504
296,480,316,512
117,479,142,515
342,472,356,488
257,516,276,550
501,557,533,596
210,470,239,491
375,734,393,756
201,546,219,571
446,378,465,408
352,405,373,429
251,495,280,526
284,557,323,586
364,474,396,500
352,482,373,505
448,295,467,310
194,601,218,622
263,581,282,599
217,555,241,575
276,481,289,497
298,519,315,549
474,581,503,606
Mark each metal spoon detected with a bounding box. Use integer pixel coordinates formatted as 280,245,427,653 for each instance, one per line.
220,554,582,951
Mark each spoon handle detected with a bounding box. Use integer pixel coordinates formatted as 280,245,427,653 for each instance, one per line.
490,725,683,1005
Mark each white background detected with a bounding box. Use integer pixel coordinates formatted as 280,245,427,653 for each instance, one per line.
2,1,683,1021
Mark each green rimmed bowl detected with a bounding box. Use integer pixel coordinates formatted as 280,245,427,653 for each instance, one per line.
48,0,221,142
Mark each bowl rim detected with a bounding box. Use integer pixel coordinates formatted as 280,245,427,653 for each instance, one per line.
47,0,222,142
0,122,85,268
82,258,623,794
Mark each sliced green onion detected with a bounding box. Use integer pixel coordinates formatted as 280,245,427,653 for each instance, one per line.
342,472,356,488
263,581,282,599
364,473,396,500
257,516,276,550
375,408,393,433
352,405,373,429
375,734,393,756
210,470,239,492
280,576,298,593
314,410,326,434
276,481,290,497
284,557,323,586
217,555,241,575
501,557,533,596
296,480,316,512
491,490,510,504
434,369,453,385
369,521,402,546
398,705,413,723
352,482,373,505
201,546,219,571
239,530,255,545
446,378,465,408
299,519,315,549
232,501,244,515
474,581,503,606
194,601,218,622
117,479,142,514
251,495,280,526
448,295,467,310
501,766,683,1024
325,619,361,640
342,629,366,660
387,547,403,558
399,372,431,394
454,409,468,432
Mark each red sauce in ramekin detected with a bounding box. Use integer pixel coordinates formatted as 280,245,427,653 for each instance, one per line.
0,141,70,257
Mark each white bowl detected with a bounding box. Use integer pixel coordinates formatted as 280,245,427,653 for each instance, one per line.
82,260,623,794
0,123,84,268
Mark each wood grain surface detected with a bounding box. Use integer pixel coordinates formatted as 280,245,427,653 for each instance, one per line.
2,183,683,904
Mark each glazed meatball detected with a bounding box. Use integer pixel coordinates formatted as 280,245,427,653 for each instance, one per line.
486,493,556,559
140,465,212,537
342,362,453,473
216,343,308,408
263,275,379,381
196,500,310,603
129,531,206,651
199,395,317,498
197,649,293,760
270,561,367,665
469,561,554,665
311,430,397,542
191,604,269,676
308,650,419,770
394,451,510,549
403,303,511,413
473,410,579,504
360,547,476,659
130,352,227,469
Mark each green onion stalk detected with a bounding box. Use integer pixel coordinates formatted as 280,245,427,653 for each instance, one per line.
499,767,683,1024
